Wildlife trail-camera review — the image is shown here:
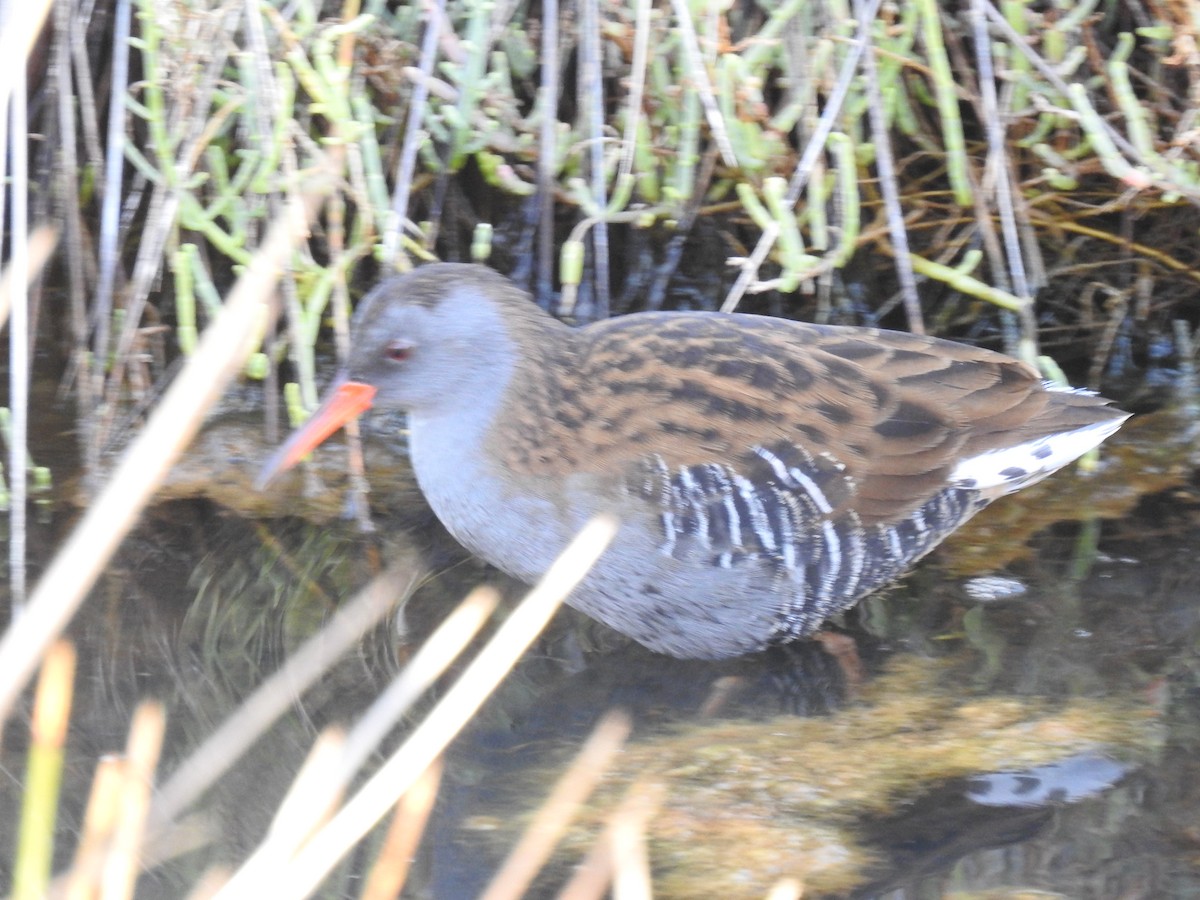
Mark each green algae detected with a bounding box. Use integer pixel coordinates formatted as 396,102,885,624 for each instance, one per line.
545,654,1163,898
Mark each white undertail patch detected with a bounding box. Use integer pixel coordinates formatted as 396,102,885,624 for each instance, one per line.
950,414,1128,497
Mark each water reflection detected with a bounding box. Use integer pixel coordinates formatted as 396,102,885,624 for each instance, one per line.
4,413,1200,898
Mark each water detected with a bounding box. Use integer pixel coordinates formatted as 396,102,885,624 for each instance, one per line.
2,406,1198,898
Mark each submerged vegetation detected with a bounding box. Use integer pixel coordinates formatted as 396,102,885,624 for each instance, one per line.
3,0,1200,896
485,655,1164,897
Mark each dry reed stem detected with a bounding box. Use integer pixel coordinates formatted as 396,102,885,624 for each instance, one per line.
359,758,444,900
764,876,805,900
8,51,32,612
62,757,125,900
609,786,655,900
857,0,922,334
217,729,349,896
481,710,632,900
218,515,617,899
0,225,58,327
536,0,561,294
32,638,75,750
100,702,166,900
338,585,500,781
383,0,443,266
181,867,232,900
0,183,329,725
151,557,425,825
12,640,77,900
557,780,664,900
0,0,53,113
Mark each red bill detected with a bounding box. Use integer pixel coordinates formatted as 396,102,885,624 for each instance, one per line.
255,379,377,488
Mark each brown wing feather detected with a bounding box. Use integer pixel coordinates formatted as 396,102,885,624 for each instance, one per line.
491,310,1106,527
579,315,1000,524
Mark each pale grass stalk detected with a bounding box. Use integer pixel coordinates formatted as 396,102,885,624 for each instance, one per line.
0,225,58,327
971,0,1038,359
0,185,328,724
136,814,213,874
52,0,91,368
87,0,131,466
216,730,348,895
0,0,53,113
168,583,495,884
765,877,805,900
557,781,663,900
338,586,500,781
0,20,7,249
63,757,125,900
152,558,426,825
263,730,348,853
216,515,617,900
698,673,744,717
609,787,655,900
578,0,610,319
13,641,77,900
359,758,443,900
480,711,632,900
555,832,610,900
9,54,29,609
182,867,232,900
100,702,166,900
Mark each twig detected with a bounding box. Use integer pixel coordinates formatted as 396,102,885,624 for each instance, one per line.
858,0,922,333
6,48,30,610
724,0,883,311
537,0,560,301
383,0,444,267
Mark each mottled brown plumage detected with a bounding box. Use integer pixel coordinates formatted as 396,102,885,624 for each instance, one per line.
260,263,1129,658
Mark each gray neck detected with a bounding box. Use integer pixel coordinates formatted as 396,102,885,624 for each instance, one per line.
399,288,573,579
407,356,513,492
407,365,567,583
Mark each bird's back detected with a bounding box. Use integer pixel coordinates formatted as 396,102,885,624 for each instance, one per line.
464,309,1127,657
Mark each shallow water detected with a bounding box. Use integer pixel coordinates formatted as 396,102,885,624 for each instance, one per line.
3,406,1200,898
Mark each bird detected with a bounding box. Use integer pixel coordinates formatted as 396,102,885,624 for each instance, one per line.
257,263,1129,659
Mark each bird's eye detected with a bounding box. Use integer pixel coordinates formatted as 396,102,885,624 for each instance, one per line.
385,340,413,363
